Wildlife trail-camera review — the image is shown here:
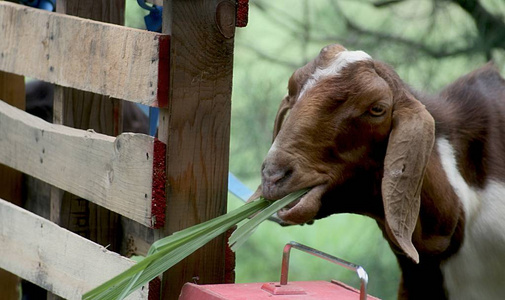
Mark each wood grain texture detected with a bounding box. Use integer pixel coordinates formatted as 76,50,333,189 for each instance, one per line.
0,71,24,299
0,198,148,300
159,0,235,298
0,2,169,106
0,100,159,227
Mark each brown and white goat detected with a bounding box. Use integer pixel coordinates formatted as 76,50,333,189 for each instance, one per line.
250,44,505,299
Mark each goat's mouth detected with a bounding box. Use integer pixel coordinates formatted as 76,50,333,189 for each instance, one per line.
276,185,327,225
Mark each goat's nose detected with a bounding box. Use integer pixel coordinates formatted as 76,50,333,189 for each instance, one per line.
261,161,292,197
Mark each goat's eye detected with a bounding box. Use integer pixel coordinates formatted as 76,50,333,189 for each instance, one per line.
369,103,387,116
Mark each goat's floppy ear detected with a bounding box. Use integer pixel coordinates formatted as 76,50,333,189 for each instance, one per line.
381,94,435,264
272,95,292,142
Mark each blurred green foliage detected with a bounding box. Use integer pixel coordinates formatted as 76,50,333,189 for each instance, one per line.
125,1,505,299
125,0,148,30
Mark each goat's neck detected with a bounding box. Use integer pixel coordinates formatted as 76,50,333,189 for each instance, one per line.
413,138,465,258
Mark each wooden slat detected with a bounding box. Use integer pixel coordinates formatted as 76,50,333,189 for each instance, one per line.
158,0,235,298
0,2,169,107
0,100,166,228
0,198,147,300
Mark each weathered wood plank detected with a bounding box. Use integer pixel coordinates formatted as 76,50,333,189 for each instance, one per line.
0,198,148,300
158,0,235,298
0,2,169,107
0,100,166,228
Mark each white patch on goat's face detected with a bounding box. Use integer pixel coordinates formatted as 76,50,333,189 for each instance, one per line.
298,50,372,101
266,139,279,158
437,137,505,300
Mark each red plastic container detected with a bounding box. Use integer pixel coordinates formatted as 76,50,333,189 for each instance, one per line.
179,280,380,299
179,242,381,300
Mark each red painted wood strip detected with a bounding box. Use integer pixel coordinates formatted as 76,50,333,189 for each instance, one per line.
156,35,171,108
151,138,167,228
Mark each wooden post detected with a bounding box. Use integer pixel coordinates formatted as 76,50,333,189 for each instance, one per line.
0,71,25,299
51,0,125,251
158,0,235,298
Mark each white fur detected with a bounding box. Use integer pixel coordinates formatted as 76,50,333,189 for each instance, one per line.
437,137,505,300
298,50,371,101
266,139,279,158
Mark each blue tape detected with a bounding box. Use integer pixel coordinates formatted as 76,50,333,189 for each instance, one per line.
228,173,253,202
137,0,163,32
136,0,156,12
20,0,55,11
144,6,163,32
148,107,159,137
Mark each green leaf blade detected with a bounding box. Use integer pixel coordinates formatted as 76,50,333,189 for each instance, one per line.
83,198,270,300
229,189,309,251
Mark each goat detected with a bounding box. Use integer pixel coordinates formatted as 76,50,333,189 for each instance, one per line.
250,43,505,300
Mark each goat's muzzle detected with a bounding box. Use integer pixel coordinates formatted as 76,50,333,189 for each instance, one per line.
260,159,293,200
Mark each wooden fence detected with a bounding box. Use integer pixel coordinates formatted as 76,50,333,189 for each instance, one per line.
0,0,238,299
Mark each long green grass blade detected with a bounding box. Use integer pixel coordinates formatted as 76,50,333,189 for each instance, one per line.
82,198,270,300
229,189,309,251
116,213,252,298
83,189,307,299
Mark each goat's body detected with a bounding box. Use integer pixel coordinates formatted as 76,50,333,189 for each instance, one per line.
441,175,505,299
417,65,505,299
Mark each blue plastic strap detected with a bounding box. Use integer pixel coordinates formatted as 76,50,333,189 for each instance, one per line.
144,6,163,32
137,0,163,32
20,0,55,11
137,0,156,11
148,106,159,136
228,173,254,202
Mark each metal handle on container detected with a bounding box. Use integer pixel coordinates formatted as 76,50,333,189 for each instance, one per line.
280,241,369,300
